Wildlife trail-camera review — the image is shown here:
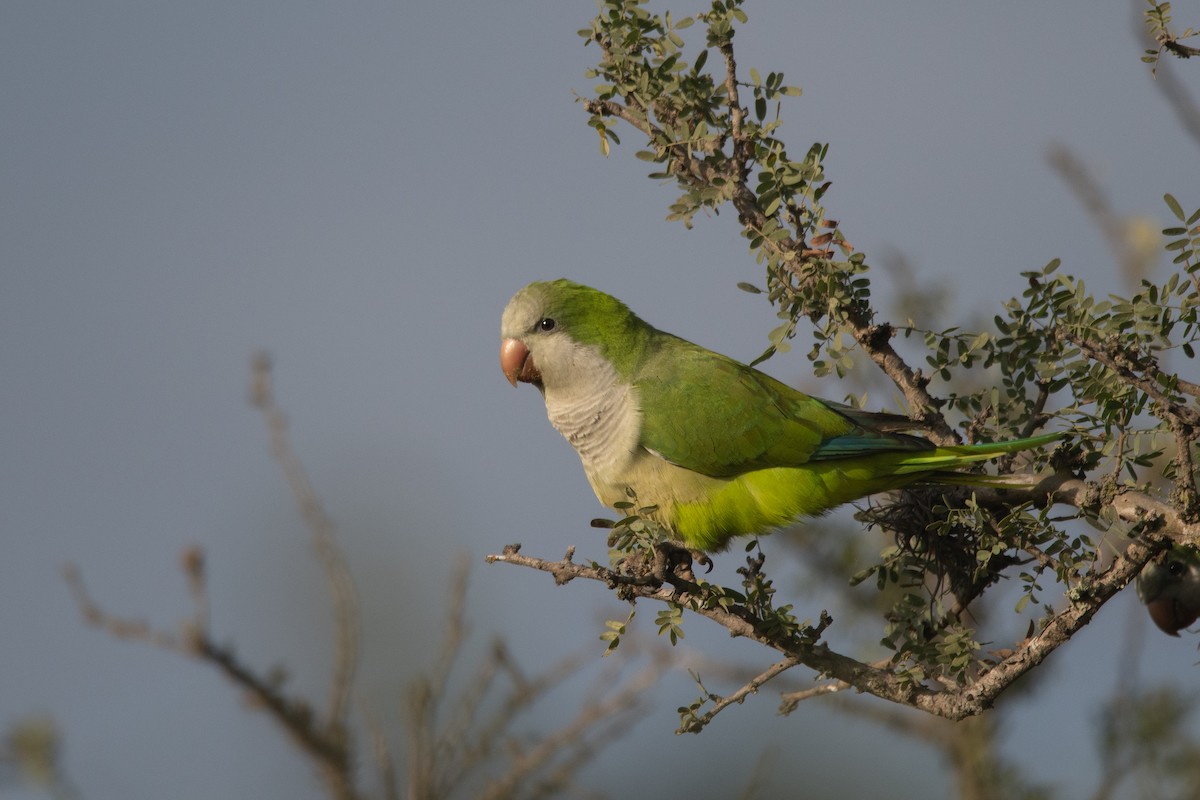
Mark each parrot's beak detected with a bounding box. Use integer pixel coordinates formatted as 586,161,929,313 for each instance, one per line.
1146,596,1194,636
501,338,541,387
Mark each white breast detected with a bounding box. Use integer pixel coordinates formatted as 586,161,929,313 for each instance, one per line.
541,348,642,501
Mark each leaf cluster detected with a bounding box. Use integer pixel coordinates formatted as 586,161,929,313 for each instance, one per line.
1143,1,1200,73
582,0,865,367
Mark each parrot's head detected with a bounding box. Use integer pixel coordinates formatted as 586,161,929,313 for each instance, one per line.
1136,545,1200,636
500,279,649,395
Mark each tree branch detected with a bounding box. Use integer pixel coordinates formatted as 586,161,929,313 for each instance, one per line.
488,469,1197,724
683,657,801,732
63,554,362,800
250,352,361,727
1052,330,1200,520
1056,330,1200,428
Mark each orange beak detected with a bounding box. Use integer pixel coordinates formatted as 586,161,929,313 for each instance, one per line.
501,338,540,386
1146,597,1196,636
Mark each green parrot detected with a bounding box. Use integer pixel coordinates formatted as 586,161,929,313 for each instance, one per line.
500,279,1061,552
1137,545,1200,636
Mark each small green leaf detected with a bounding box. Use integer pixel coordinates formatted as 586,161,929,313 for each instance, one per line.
1165,192,1185,221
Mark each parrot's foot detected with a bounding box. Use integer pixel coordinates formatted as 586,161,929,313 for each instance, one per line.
650,542,712,584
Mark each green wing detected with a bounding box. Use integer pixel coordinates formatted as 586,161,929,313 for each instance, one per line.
633,332,929,478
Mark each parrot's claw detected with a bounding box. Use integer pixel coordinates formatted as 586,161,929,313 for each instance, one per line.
648,541,712,584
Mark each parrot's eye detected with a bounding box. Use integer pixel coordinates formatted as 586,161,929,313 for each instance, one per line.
1169,560,1186,576
538,318,556,332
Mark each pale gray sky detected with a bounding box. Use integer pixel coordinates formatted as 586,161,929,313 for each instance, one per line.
3,2,1198,798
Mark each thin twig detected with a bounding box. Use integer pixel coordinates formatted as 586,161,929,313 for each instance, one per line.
64,355,367,800
62,565,178,650
477,654,665,800
685,657,801,732
250,352,361,728
64,555,361,800
777,681,851,713
359,703,398,800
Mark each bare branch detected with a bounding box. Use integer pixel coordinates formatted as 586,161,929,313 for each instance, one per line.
778,655,899,716
62,356,368,800
64,553,362,800
63,564,179,651
477,654,665,800
684,656,801,731
251,352,361,728
777,681,852,714
359,704,398,800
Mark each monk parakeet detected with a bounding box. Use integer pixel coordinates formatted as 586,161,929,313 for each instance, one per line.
1137,545,1200,636
500,279,1061,552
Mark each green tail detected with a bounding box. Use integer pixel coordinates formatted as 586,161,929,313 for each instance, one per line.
897,431,1063,486
670,432,1063,551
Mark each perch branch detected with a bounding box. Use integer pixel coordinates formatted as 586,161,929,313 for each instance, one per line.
488,473,1193,723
